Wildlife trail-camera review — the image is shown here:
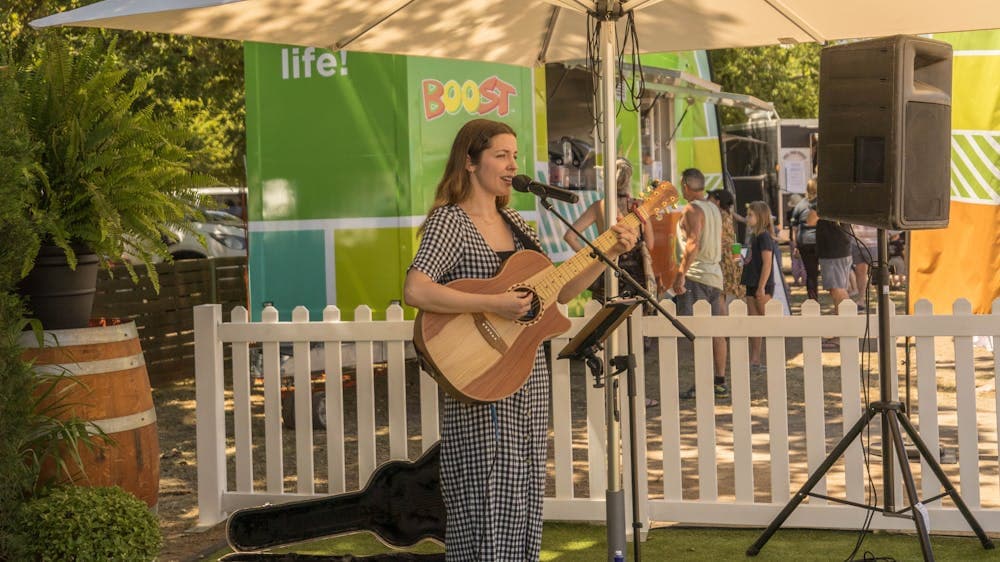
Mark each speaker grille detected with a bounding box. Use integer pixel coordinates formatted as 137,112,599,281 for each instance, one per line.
901,102,951,226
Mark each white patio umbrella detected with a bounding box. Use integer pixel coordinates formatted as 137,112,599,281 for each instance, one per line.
30,0,1000,207
31,0,1000,558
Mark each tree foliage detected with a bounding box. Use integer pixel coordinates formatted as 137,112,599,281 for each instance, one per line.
2,1,245,185
709,43,821,126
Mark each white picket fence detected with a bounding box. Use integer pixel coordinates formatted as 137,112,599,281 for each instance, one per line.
193,298,1000,536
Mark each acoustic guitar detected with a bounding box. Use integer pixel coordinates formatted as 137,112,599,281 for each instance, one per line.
414,181,678,403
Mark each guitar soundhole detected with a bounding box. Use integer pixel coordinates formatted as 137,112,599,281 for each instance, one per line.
513,287,543,325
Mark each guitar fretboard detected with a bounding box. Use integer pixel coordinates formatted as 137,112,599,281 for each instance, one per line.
534,210,647,304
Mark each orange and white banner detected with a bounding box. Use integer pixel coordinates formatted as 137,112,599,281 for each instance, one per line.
910,30,1000,314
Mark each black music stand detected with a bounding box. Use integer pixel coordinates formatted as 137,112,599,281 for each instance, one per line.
560,297,646,562
559,298,640,386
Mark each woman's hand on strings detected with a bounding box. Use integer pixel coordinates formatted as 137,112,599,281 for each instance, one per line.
490,290,534,320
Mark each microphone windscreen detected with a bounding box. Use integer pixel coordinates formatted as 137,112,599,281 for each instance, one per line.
511,175,533,193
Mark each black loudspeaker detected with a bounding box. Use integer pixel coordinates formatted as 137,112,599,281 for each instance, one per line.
817,35,953,230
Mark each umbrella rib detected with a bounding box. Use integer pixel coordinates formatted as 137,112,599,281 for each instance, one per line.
334,0,420,50
538,6,562,64
762,0,825,43
623,0,669,12
546,0,593,16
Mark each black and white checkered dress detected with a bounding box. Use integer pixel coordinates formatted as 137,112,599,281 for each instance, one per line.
410,204,549,562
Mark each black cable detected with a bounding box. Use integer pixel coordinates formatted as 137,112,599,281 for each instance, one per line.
844,226,881,562
666,104,691,146
617,10,645,114
586,13,603,147
861,552,897,561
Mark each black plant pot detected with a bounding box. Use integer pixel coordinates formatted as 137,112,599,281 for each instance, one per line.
18,244,100,330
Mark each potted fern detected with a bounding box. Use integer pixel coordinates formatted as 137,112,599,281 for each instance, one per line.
13,34,207,329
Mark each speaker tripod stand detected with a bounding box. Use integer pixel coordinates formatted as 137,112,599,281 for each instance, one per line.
747,229,994,561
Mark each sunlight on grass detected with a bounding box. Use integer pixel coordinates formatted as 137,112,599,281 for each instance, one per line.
207,523,998,561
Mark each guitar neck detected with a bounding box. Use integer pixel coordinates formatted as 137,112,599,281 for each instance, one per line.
537,210,646,303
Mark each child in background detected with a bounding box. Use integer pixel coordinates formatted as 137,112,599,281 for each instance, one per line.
741,201,775,372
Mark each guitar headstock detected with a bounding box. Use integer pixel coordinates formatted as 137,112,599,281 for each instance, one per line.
636,180,680,221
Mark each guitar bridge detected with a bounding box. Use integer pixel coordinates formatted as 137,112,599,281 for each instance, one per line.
472,313,508,354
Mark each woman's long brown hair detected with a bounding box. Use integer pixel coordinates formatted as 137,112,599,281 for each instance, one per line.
748,200,774,236
421,119,516,231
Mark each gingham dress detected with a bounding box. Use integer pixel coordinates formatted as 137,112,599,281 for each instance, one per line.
409,204,549,562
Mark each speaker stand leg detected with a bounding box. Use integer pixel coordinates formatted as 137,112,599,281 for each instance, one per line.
895,411,994,550
746,407,875,556
749,229,994,559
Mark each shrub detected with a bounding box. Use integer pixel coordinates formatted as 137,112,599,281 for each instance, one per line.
0,62,41,290
16,486,161,561
0,294,35,561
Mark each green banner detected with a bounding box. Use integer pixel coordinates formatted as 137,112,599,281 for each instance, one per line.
244,44,535,320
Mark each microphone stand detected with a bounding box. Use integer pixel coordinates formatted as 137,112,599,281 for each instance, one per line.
534,194,694,562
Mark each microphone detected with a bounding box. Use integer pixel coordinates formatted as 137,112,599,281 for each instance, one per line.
511,175,579,204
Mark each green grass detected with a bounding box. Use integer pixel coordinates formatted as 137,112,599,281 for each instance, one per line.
208,523,999,561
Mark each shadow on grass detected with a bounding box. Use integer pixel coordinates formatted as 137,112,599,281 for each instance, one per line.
206,522,996,561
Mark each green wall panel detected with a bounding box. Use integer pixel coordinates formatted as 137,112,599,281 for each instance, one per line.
249,230,328,320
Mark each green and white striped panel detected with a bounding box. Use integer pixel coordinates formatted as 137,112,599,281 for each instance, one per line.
951,130,1000,205
705,173,724,191
536,191,604,262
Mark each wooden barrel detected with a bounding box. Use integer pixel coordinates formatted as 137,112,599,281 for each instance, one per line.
20,322,160,508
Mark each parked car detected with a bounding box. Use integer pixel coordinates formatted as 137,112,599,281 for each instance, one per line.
166,208,247,260
122,206,247,265
196,186,247,222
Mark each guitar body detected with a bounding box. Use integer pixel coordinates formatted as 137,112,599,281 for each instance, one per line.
413,181,678,403
414,250,571,403
226,443,444,552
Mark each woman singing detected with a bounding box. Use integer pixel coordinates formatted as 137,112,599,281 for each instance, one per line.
403,119,637,561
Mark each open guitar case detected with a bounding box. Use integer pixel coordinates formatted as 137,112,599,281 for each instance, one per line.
221,443,445,561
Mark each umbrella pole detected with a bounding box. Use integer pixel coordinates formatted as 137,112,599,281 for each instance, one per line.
597,7,631,562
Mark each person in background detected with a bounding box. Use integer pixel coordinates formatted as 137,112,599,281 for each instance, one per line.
850,224,878,310
675,168,728,400
564,157,659,407
786,194,806,286
790,179,820,301
564,157,655,302
888,231,907,289
708,189,744,305
740,201,775,371
811,196,854,350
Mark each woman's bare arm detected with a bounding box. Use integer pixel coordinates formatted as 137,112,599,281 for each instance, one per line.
403,269,531,320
